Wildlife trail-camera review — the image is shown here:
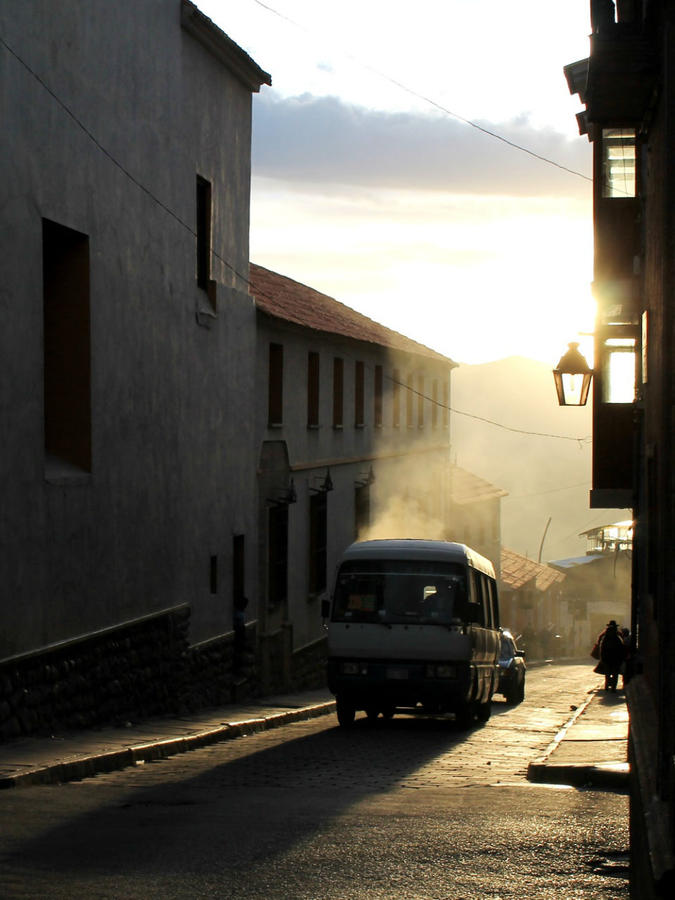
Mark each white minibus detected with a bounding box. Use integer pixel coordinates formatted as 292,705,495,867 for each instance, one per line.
325,539,500,727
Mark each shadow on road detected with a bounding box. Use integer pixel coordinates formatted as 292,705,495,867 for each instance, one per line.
1,709,495,879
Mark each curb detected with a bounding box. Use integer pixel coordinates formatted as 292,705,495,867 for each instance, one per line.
527,759,629,790
0,700,336,790
526,695,629,791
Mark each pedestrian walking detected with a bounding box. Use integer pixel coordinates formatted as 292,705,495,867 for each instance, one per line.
592,620,626,691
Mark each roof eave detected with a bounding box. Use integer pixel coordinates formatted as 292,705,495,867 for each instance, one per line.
564,58,590,101
256,306,458,366
181,0,272,92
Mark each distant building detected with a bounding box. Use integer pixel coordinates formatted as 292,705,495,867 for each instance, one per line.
549,555,631,657
446,466,507,569
547,519,632,652
580,519,634,554
499,549,566,658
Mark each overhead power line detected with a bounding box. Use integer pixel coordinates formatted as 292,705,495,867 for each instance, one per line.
504,481,591,500
393,376,591,444
0,34,247,288
251,0,592,183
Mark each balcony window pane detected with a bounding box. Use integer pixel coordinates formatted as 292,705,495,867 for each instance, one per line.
603,338,636,403
602,129,636,198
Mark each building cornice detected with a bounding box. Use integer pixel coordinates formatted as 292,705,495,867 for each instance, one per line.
181,0,271,92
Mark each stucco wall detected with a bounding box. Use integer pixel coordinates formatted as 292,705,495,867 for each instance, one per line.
0,0,262,657
255,314,454,652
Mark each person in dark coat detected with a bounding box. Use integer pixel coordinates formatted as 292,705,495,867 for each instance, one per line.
594,620,626,691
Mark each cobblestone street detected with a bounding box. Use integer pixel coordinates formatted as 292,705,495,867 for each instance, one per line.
0,663,629,899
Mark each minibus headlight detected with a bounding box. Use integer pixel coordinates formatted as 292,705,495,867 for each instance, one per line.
341,661,363,675
436,665,456,678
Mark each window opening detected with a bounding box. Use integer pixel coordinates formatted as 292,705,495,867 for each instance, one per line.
42,218,91,471
268,505,288,608
602,337,636,403
354,484,370,539
406,374,414,428
307,351,320,428
374,365,383,427
309,491,328,594
354,360,364,427
268,343,283,425
196,175,212,288
210,555,218,595
602,129,636,198
233,534,245,602
417,375,425,428
333,357,344,428
392,368,401,427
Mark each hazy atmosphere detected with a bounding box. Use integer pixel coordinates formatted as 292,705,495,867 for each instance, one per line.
195,0,611,561
2,5,645,895
200,0,595,367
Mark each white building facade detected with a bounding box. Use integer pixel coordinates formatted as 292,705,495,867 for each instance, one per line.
251,264,463,689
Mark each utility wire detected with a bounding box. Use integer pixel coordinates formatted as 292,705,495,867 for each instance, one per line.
503,481,591,500
0,34,248,290
251,0,592,183
391,376,591,444
1,31,591,445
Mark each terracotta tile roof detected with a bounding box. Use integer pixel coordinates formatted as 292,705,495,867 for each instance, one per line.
249,263,456,365
450,465,508,505
500,547,566,592
535,564,566,591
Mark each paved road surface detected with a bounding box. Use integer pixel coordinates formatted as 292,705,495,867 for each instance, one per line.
0,663,629,899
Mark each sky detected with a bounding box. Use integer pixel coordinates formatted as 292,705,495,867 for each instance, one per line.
198,0,595,367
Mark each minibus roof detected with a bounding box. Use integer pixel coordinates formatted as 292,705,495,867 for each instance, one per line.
339,539,496,578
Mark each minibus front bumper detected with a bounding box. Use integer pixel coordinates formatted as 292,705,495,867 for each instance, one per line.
327,657,472,711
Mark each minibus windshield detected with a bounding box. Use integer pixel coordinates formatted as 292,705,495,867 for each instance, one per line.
332,560,468,626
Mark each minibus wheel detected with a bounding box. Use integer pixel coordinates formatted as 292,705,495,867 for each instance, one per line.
476,699,492,723
336,696,356,728
455,703,474,728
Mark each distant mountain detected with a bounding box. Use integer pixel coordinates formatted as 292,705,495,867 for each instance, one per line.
450,357,628,562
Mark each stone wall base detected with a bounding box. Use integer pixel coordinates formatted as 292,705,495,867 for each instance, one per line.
0,612,326,742
290,635,327,692
0,606,191,740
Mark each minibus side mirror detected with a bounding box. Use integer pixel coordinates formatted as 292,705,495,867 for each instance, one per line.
321,597,331,619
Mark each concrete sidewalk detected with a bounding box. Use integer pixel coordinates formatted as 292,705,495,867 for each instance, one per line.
0,690,336,789
527,687,629,790
0,682,629,791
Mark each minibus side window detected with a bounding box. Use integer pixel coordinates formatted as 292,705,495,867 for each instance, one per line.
468,569,485,625
480,573,493,628
487,577,499,629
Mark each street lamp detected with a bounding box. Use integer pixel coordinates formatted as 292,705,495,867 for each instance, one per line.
553,342,593,406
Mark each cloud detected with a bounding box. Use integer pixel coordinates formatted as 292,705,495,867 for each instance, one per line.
252,92,591,197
